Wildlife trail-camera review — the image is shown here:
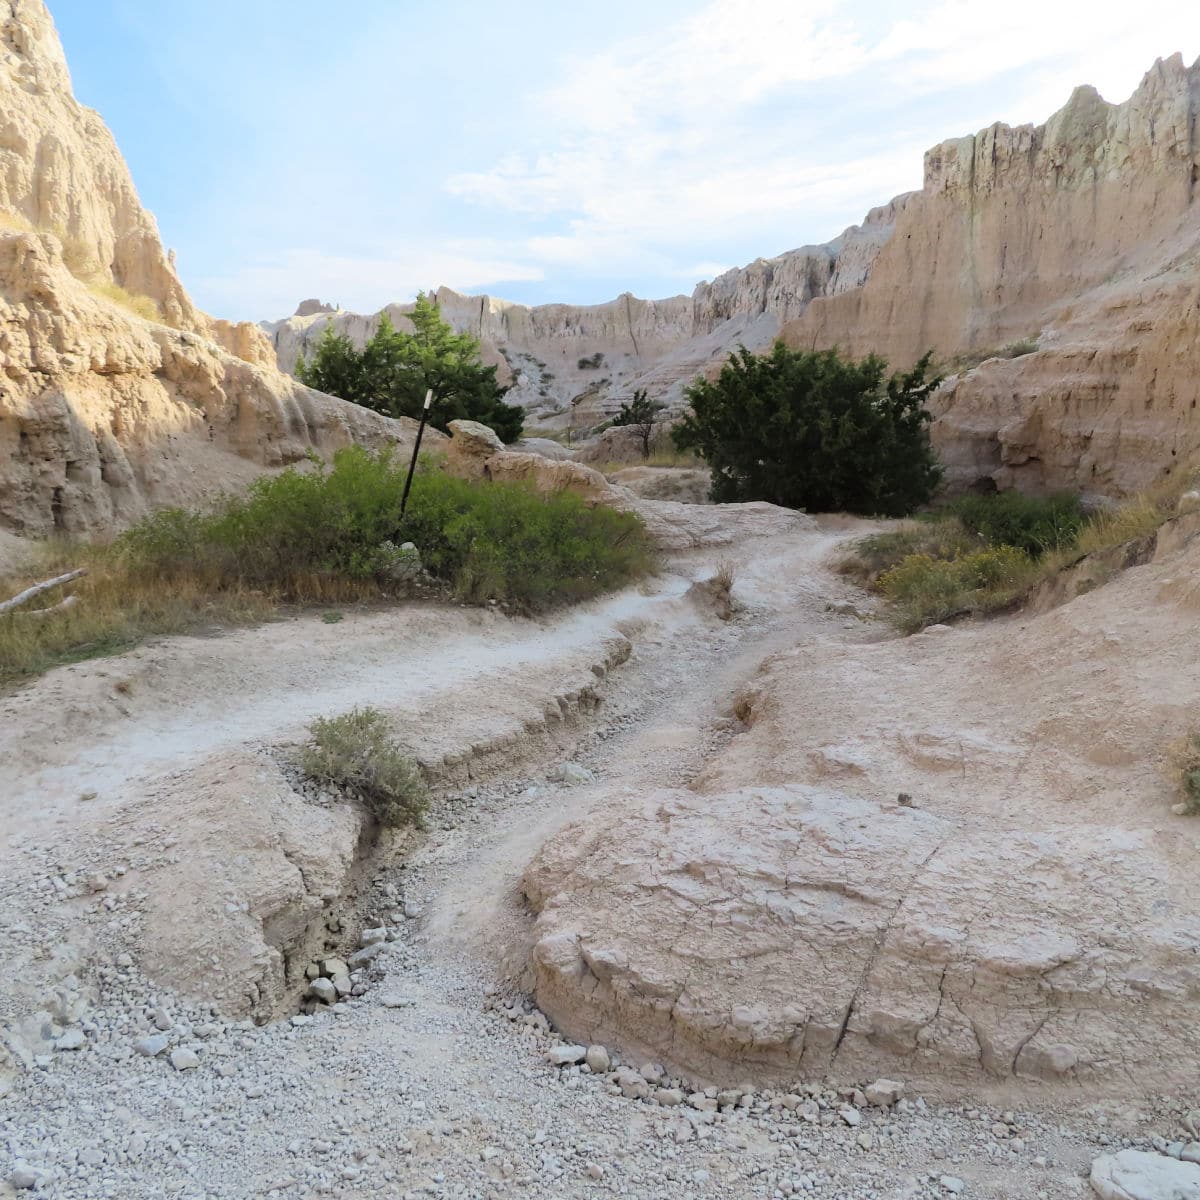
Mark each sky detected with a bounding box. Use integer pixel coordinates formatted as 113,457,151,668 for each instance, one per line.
49,0,1200,324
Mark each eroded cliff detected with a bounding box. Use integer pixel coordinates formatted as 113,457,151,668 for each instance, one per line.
0,0,426,538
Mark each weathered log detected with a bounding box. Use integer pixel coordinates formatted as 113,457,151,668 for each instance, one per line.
13,594,79,619
0,568,86,615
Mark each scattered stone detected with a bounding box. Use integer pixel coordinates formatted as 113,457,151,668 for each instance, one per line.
546,1044,587,1067
54,1028,85,1051
839,1105,862,1127
348,943,386,969
940,1177,965,1195
134,1033,169,1057
359,926,388,947
319,958,349,978
403,901,423,919
548,762,594,786
585,1045,610,1074
1089,1151,1200,1200
9,1164,41,1190
169,1048,199,1071
379,994,415,1009
865,1078,905,1106
586,1163,604,1180
307,978,337,1004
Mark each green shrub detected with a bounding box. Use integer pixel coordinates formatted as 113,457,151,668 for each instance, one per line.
118,446,652,612
672,342,942,515
296,293,523,442
876,545,1035,632
398,470,652,610
837,521,979,586
947,492,1085,557
298,707,428,828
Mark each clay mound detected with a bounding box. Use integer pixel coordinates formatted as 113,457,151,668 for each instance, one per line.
522,527,1200,1096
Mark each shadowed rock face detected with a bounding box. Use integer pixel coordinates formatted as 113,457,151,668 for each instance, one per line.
0,0,436,537
267,55,1200,497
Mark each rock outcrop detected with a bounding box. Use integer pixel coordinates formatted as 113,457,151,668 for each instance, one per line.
523,524,1200,1095
0,0,429,538
262,211,905,428
784,55,1200,497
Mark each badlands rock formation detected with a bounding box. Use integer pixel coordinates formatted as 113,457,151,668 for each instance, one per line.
523,517,1200,1096
0,0,429,538
269,56,1200,497
263,203,907,429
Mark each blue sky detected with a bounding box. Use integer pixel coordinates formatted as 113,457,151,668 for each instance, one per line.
50,0,1199,323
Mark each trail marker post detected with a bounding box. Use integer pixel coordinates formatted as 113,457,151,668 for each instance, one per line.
399,388,433,519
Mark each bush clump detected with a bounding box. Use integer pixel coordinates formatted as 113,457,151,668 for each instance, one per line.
1169,734,1200,816
298,707,428,828
672,342,943,515
876,544,1035,632
118,445,652,612
946,491,1085,557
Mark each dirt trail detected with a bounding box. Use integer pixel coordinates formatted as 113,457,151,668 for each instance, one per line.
1,509,1188,1199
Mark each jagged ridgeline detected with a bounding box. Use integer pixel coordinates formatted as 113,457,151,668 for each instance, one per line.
266,55,1200,499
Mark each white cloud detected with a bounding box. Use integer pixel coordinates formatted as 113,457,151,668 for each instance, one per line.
442,0,1198,302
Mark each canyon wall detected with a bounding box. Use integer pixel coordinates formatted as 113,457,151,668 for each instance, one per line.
263,208,905,429
267,57,1200,495
0,0,428,539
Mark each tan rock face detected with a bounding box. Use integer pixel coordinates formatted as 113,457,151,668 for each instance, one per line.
0,0,434,538
523,530,1200,1095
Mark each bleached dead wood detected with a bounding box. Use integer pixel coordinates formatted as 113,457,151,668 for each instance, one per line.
13,594,79,619
0,568,86,615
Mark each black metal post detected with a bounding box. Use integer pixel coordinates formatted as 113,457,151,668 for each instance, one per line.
399,389,433,519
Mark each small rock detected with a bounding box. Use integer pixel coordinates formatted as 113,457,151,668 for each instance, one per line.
134,1033,169,1057
1183,1144,1200,1166
359,926,388,947
1089,1150,1200,1200
55,1028,85,1051
546,1044,587,1066
865,1078,905,1107
549,762,594,786
152,1006,173,1031
839,1106,861,1127
585,1045,610,1074
307,978,337,1004
348,943,386,969
319,957,349,978
586,1163,604,1180
656,1088,685,1107
616,1067,649,1099
403,901,423,919
9,1163,41,1190
169,1048,199,1071
379,994,415,1009
940,1177,965,1195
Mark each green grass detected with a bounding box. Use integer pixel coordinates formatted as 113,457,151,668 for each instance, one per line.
0,447,654,687
842,475,1197,633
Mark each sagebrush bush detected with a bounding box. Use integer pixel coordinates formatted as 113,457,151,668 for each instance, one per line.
1,448,653,688
1169,734,1200,816
298,707,428,827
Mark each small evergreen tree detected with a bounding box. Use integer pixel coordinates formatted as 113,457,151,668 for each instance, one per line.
296,293,523,442
672,342,943,515
611,389,662,459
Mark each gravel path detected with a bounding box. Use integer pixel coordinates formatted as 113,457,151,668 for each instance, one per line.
2,519,1194,1199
